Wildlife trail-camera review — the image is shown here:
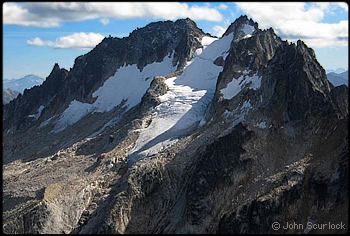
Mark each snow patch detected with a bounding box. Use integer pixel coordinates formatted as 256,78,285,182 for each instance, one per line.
53,100,93,133
221,71,262,100
200,33,233,61
92,52,176,113
53,52,177,133
28,105,44,120
242,34,252,40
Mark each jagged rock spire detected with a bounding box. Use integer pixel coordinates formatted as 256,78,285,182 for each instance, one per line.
223,15,259,40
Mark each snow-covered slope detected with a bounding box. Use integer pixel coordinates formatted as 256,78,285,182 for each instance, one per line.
220,70,262,100
3,74,44,93
127,33,234,164
53,52,177,133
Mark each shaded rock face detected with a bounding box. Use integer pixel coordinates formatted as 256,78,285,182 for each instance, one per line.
184,123,253,226
2,16,348,234
217,119,348,234
208,27,283,118
3,64,68,132
260,40,334,123
208,29,342,127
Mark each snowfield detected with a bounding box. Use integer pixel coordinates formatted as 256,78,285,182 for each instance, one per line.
51,29,259,165
220,70,262,100
53,52,177,133
128,33,234,164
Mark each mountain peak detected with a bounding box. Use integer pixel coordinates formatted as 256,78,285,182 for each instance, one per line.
52,63,60,72
127,17,203,38
175,17,197,27
223,15,259,40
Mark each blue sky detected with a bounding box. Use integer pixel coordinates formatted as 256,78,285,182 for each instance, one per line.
3,2,349,79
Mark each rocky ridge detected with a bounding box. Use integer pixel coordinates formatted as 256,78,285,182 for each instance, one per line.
2,15,348,234
3,18,206,134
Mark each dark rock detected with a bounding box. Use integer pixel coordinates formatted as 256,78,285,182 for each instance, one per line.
214,56,225,67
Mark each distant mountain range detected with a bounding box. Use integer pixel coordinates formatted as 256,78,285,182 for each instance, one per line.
326,67,347,74
327,70,348,87
3,74,44,94
3,88,19,104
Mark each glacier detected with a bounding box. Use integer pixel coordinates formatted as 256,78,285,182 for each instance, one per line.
127,33,234,164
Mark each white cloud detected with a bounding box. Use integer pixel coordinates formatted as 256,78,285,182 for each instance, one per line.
99,18,110,25
336,2,348,12
3,2,222,28
235,2,348,48
218,4,228,10
27,37,54,47
299,37,348,48
27,32,104,49
3,2,60,27
211,25,226,37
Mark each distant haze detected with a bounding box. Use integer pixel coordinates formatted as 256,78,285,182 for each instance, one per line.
3,74,44,93
327,70,348,87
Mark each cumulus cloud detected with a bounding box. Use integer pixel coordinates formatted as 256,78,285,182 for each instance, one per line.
4,2,222,27
211,25,226,37
3,2,61,27
235,2,348,48
27,37,54,47
27,32,104,49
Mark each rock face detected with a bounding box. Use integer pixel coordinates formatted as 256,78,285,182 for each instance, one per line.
3,64,68,132
3,16,348,234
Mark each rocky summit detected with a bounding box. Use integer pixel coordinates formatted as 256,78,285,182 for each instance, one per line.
2,15,348,234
